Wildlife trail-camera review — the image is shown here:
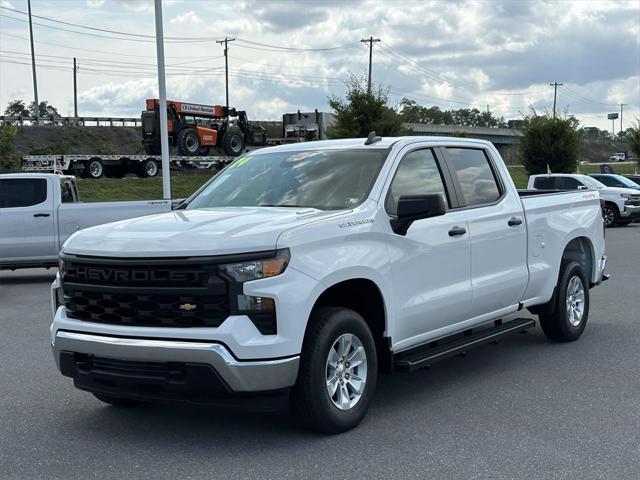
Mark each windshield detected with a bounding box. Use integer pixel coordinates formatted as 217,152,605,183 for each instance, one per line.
187,149,387,210
579,175,607,189
611,174,639,187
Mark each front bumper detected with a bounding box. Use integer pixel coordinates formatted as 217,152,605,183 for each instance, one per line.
621,204,640,219
52,330,300,395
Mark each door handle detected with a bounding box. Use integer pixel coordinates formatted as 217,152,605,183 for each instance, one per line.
508,217,523,227
33,213,50,218
448,226,467,237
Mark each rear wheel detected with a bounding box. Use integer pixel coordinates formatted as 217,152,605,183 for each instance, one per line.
602,203,619,227
291,307,377,434
539,261,589,342
221,126,245,156
83,159,104,179
176,128,201,156
138,159,159,177
93,393,143,407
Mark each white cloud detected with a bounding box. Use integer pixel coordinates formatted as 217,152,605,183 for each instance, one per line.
170,11,202,25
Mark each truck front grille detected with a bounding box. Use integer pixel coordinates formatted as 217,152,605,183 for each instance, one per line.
64,289,229,327
61,258,230,328
626,195,640,206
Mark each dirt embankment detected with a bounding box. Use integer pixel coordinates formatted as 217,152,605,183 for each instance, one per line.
15,126,143,156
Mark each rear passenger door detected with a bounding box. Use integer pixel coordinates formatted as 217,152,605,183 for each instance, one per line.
442,147,528,318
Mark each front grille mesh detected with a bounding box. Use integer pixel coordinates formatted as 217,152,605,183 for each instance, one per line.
64,290,228,327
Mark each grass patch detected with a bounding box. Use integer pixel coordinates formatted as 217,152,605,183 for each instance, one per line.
76,174,211,202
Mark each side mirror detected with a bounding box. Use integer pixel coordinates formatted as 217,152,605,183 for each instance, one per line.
390,194,446,235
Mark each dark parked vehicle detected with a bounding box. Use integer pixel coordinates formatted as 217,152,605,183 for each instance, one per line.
589,174,640,191
623,174,640,185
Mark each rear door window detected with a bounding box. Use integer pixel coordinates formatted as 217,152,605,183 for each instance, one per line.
0,179,47,208
446,148,501,206
533,177,556,189
556,177,583,190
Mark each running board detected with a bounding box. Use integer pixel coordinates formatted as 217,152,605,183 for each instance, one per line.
393,318,536,372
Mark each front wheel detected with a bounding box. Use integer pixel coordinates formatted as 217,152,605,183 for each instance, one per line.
291,307,377,434
602,203,619,227
539,261,589,342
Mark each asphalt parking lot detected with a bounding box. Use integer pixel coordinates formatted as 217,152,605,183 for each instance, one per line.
1,225,639,480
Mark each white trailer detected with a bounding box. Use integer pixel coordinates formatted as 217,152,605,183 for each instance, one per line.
21,154,236,179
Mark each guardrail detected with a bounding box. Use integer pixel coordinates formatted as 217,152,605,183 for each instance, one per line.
0,116,141,127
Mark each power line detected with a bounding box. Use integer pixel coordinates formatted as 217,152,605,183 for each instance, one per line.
235,38,360,52
0,32,222,59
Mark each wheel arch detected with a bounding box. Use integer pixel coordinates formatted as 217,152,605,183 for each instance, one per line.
307,278,392,372
561,236,595,285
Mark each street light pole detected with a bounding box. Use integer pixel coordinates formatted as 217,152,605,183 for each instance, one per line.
154,0,171,200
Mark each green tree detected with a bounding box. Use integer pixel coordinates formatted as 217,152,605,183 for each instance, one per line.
328,76,405,138
625,121,640,163
399,98,507,128
520,113,580,175
28,100,60,117
4,99,30,116
0,123,20,172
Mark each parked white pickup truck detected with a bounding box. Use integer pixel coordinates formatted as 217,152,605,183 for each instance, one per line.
0,173,173,269
528,173,640,227
50,136,607,433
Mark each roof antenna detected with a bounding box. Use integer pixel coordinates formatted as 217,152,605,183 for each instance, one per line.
364,131,382,145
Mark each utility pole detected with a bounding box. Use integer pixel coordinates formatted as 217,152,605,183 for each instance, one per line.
216,37,235,117
153,0,171,200
360,36,380,95
73,57,78,117
27,0,39,124
620,103,627,134
550,82,563,119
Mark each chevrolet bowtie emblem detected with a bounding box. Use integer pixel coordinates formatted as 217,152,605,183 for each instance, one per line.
179,303,198,311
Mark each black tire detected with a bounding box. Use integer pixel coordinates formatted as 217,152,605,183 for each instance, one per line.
539,261,589,342
93,393,143,407
138,159,159,177
602,203,619,227
176,128,201,156
291,307,377,434
221,126,245,156
82,158,104,179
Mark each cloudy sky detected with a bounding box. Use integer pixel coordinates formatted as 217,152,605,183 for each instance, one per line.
0,0,639,131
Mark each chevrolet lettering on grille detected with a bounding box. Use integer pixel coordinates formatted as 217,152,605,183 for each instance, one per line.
66,266,203,283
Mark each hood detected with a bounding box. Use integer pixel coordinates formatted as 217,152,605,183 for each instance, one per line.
62,207,343,258
599,186,640,196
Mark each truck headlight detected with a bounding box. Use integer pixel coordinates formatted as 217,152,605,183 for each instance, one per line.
219,249,289,282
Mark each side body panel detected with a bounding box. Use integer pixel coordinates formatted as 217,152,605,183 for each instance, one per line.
520,191,605,306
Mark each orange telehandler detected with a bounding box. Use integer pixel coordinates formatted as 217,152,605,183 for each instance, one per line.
141,99,266,156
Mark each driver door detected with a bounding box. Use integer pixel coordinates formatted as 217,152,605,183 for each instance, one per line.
385,147,472,351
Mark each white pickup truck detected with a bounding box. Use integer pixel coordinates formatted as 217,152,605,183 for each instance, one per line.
50,136,607,433
528,173,640,227
0,173,173,269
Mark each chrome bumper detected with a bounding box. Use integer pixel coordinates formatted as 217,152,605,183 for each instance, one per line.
621,204,640,218
52,331,299,392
